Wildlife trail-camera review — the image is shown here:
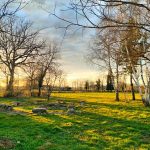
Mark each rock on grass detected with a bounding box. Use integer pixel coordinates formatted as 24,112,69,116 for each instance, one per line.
0,104,13,111
32,108,47,114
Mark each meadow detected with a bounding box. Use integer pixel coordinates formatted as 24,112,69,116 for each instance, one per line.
0,92,150,150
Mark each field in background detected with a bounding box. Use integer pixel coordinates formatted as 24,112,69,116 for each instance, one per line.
0,92,150,150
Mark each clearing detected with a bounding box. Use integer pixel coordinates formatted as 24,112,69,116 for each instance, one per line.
0,92,150,150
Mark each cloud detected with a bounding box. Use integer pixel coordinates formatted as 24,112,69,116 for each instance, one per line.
32,0,47,4
16,1,99,83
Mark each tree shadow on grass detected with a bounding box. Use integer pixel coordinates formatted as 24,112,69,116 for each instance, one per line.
31,110,150,149
1,104,150,150
42,109,150,149
52,96,150,113
1,95,150,149
77,111,150,149
25,105,150,149
0,112,109,150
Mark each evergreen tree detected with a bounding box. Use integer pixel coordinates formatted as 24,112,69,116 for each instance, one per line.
106,67,114,92
85,81,89,91
96,79,101,91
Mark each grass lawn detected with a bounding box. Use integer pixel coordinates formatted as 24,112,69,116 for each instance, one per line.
0,92,150,150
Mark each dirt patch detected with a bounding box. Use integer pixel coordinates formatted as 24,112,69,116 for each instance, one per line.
0,138,15,149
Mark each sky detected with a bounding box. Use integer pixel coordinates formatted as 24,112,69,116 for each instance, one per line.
10,0,103,85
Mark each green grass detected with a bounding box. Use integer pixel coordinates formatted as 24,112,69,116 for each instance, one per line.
0,92,150,150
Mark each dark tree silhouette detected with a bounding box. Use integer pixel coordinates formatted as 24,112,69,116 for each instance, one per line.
85,81,90,91
96,79,101,92
106,68,114,92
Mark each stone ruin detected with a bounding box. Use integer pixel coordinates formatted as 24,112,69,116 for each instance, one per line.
32,108,47,114
32,100,79,115
67,103,76,115
13,102,21,107
0,104,13,111
47,100,67,110
80,101,85,106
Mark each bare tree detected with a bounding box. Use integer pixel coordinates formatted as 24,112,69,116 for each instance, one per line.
123,36,150,106
52,0,150,32
57,70,66,92
0,0,28,34
53,0,150,106
36,42,60,97
45,68,63,101
0,0,24,19
53,0,150,62
23,59,38,96
0,17,44,97
89,24,122,101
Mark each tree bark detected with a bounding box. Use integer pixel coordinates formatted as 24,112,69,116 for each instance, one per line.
143,79,150,107
30,79,33,97
38,79,43,97
38,69,48,97
115,63,119,101
38,85,42,97
47,86,52,101
130,73,135,100
5,69,15,97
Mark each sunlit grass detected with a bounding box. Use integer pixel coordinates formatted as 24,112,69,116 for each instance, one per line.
0,92,150,149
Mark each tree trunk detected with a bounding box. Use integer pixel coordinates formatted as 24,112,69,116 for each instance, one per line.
47,86,52,101
130,73,135,100
144,97,150,107
38,71,47,97
30,80,33,97
5,69,15,97
38,78,43,97
143,96,150,107
143,80,150,107
38,86,42,97
115,63,119,101
116,89,119,101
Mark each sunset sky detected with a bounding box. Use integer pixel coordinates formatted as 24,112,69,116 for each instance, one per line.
17,0,102,84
